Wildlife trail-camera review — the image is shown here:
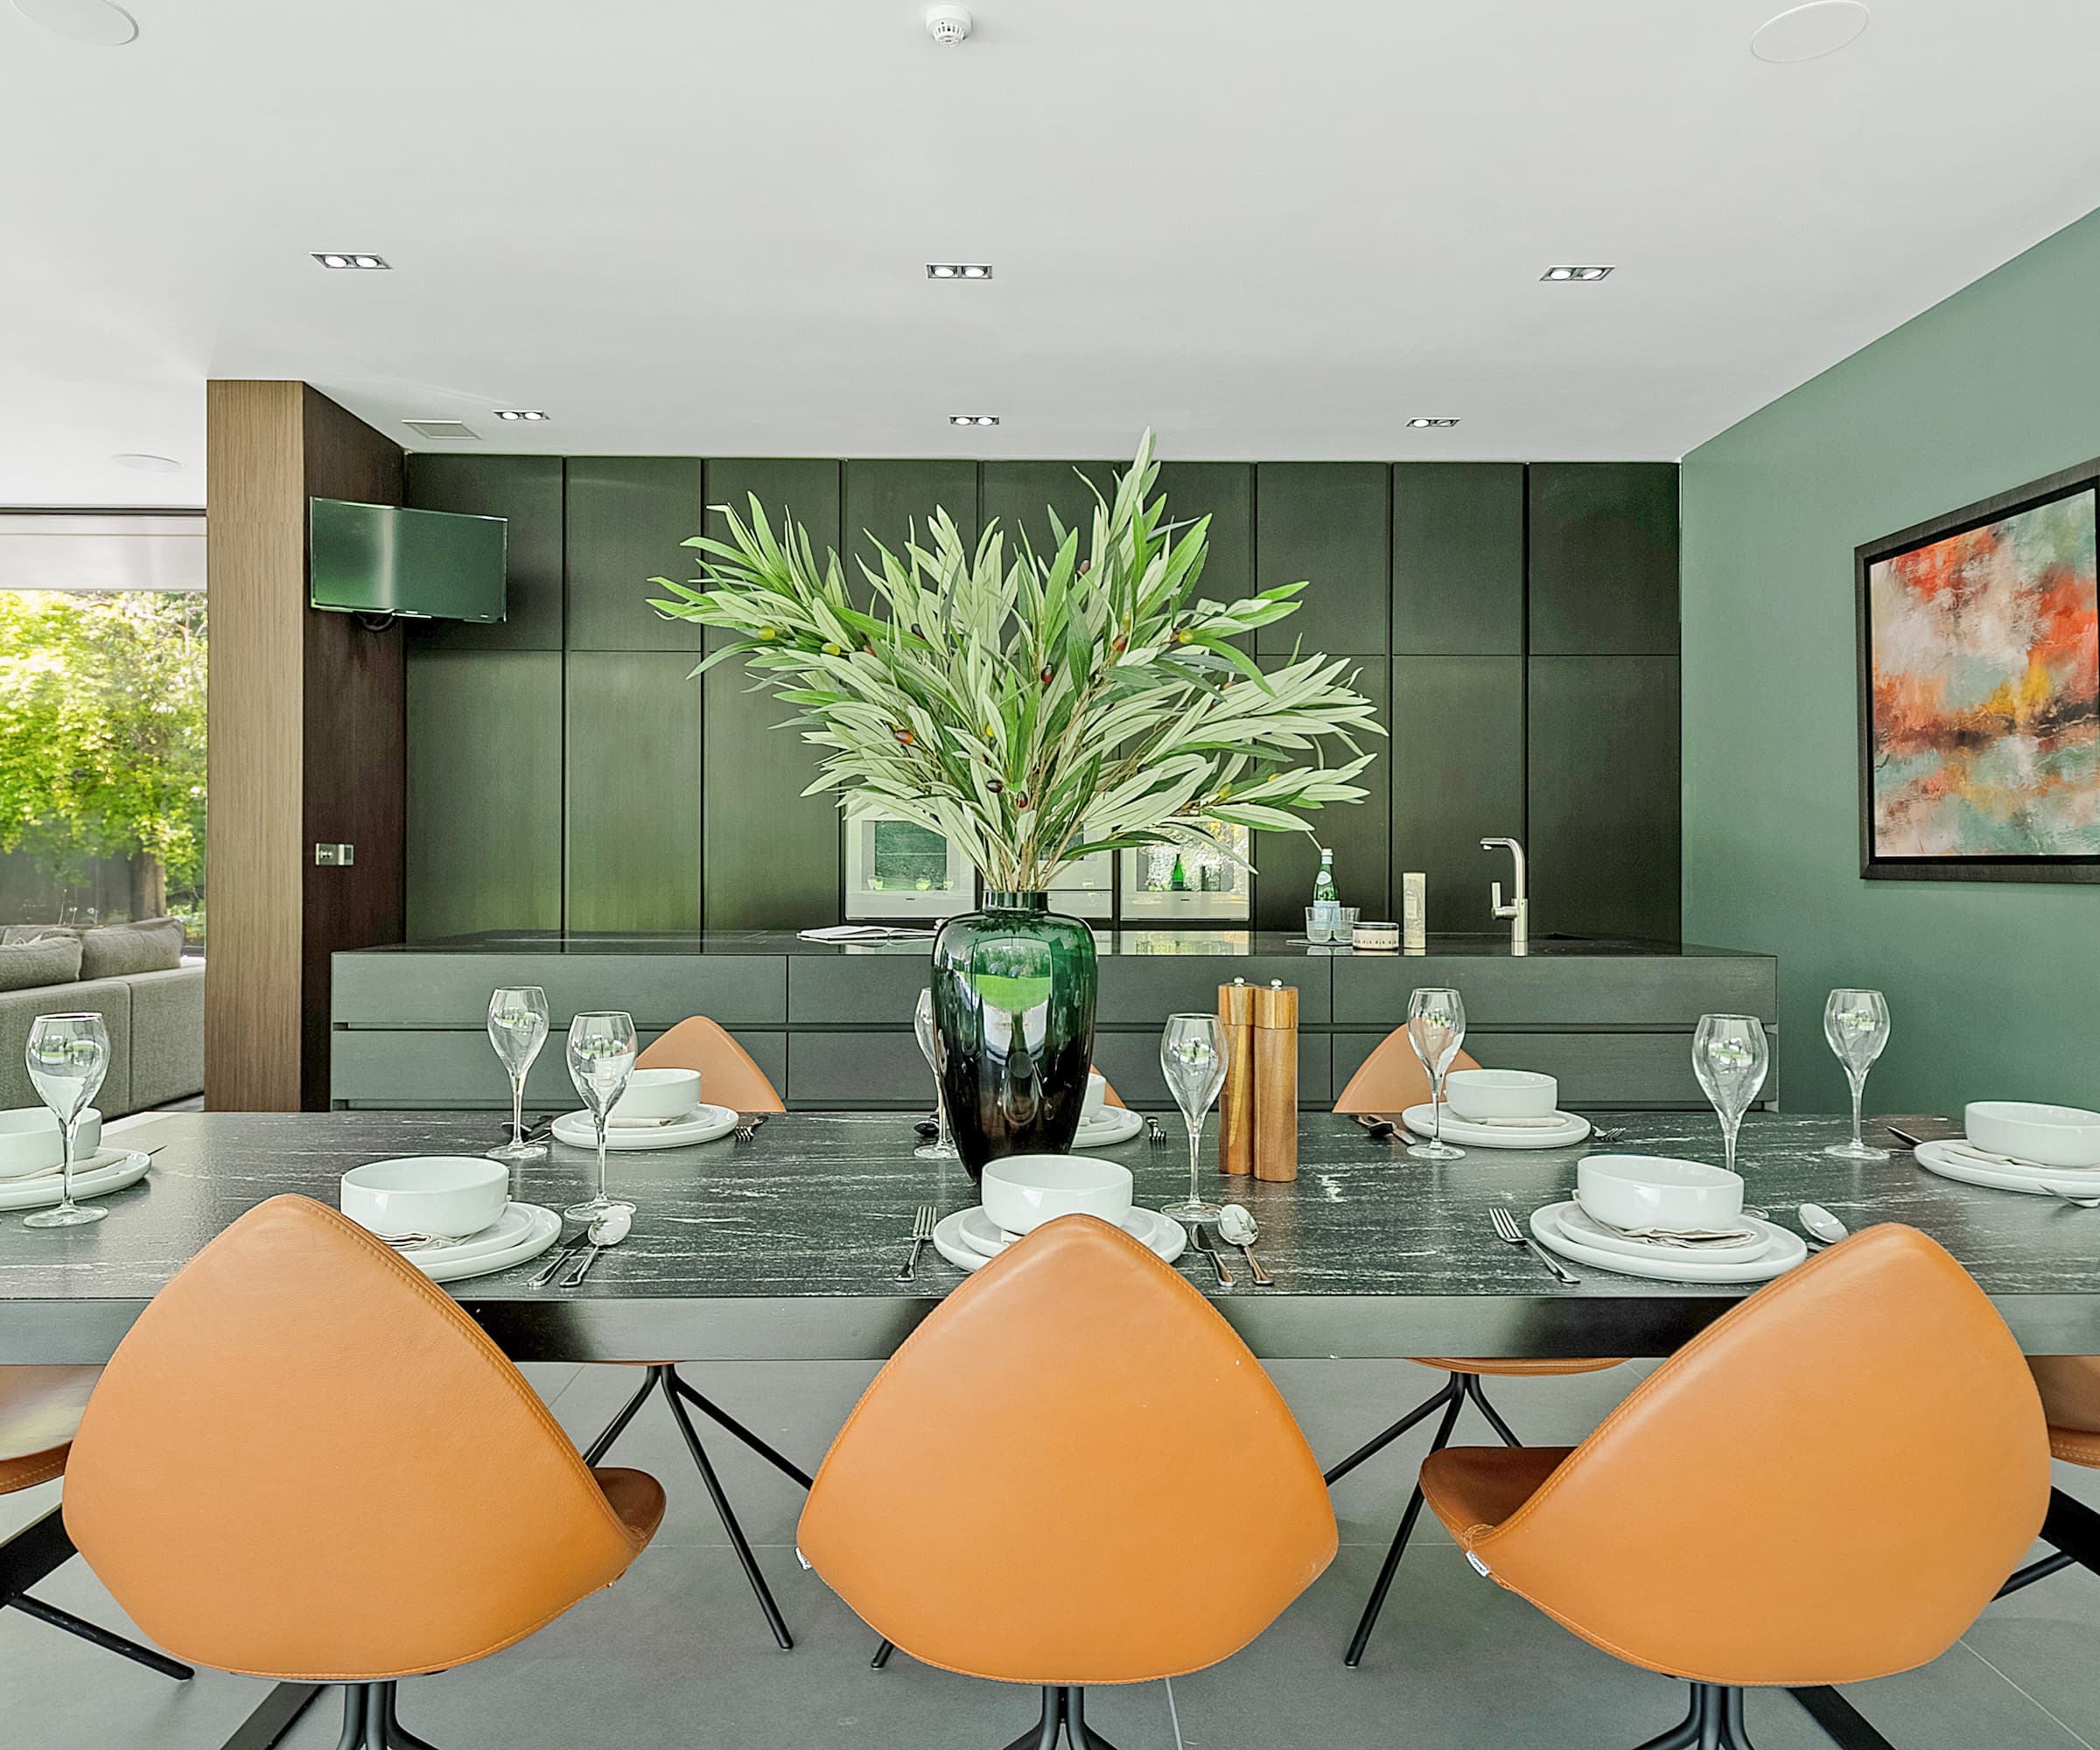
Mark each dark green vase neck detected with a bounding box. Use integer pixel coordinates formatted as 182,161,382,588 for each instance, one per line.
982,892,1050,913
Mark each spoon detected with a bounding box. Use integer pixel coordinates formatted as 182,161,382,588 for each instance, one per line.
2042,1183,2100,1209
1216,1203,1273,1285
559,1207,632,1286
1798,1203,1849,1249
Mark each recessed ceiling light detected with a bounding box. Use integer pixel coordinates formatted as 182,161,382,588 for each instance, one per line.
11,0,137,47
1752,1,1870,63
928,263,994,280
1405,418,1460,430
1542,266,1613,282
403,420,480,442
493,410,550,422
110,452,180,472
950,415,1000,427
312,253,390,270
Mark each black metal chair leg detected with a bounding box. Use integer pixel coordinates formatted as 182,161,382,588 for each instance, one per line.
1718,1686,1754,1750
1787,1684,1899,1750
1322,1376,1462,1486
1344,1389,1466,1667
1460,1375,1523,1448
656,1369,794,1650
329,1684,366,1750
668,1368,816,1488
1631,1686,1710,1750
871,1636,895,1669
581,1366,663,1466
1996,1550,2076,1598
1064,1686,1124,1750
378,1681,444,1750
4,1593,193,1679
995,1686,1063,1750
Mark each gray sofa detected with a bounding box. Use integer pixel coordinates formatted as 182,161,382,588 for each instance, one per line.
0,948,205,1117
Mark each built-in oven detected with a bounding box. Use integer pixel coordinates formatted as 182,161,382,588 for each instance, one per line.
843,813,976,921
1118,820,1251,921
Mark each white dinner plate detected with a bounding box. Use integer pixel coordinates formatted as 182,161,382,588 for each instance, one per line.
1403,1104,1592,1150
932,1206,1185,1273
0,1149,150,1210
1559,1200,1770,1264
1530,1201,1804,1283
1072,1106,1145,1148
1914,1138,2100,1197
408,1202,562,1283
551,1104,739,1151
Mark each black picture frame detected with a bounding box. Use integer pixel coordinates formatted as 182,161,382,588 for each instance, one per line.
1856,457,2100,885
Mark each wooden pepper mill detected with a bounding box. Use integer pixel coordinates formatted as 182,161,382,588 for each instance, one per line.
1216,978,1255,1177
1251,978,1299,1182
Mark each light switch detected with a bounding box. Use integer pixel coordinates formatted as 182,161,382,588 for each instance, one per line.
313,844,356,867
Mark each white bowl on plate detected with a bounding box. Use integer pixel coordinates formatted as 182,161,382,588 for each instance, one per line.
341,1156,508,1240
610,1068,701,1122
1444,1069,1557,1122
1577,1154,1743,1235
1082,1072,1107,1122
1964,1102,2100,1168
980,1153,1133,1236
0,1107,102,1180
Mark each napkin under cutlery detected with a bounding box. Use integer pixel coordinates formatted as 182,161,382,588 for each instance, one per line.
1936,1140,2100,1172
1446,1113,1568,1130
606,1111,697,1130
1572,1200,1760,1249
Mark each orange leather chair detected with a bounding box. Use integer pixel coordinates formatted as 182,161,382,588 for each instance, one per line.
61,1196,662,1750
0,1367,192,1685
800,1215,1336,1747
1330,1027,1623,1665
1993,1357,2100,1600
637,1014,788,1116
1418,1225,2047,1749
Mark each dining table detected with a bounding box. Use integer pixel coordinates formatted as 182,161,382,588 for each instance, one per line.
5,1105,2099,1750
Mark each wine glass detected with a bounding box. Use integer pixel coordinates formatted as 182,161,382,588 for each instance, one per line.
1824,989,1892,1162
487,986,550,1167
1158,1012,1228,1223
1693,1014,1769,1176
1405,987,1466,1161
913,990,958,1161
24,1012,109,1228
565,1012,638,1223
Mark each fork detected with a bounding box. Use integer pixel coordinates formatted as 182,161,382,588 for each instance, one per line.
1147,1118,1170,1145
896,1205,935,1279
734,1112,773,1146
1489,1204,1578,1284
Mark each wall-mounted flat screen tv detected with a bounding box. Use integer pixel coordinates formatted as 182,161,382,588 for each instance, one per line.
309,497,508,622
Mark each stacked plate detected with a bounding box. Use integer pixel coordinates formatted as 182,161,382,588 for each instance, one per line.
0,1105,149,1208
340,1156,560,1283
1530,1153,1804,1283
1403,1069,1591,1150
0,1147,152,1211
1072,1104,1145,1148
928,1152,1186,1274
553,1067,740,1151
931,1205,1186,1273
1915,1101,2100,1197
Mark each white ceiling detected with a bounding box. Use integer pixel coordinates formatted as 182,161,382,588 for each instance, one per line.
4,0,2099,508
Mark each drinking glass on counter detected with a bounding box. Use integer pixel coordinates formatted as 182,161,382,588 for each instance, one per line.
23,1012,109,1229
913,989,958,1161
1824,989,1892,1162
1159,1012,1228,1223
487,985,550,1166
1404,987,1466,1160
1693,1013,1769,1176
565,1012,638,1222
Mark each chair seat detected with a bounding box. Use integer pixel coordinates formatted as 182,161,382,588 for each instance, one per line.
1414,1358,1624,1378
0,1365,102,1489
0,1443,69,1494
593,1466,668,1542
2048,1424,2100,1467
1420,1445,1573,1544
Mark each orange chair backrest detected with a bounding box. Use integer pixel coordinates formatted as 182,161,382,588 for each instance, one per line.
1465,1225,2048,1687
1334,1027,1480,1113
2031,1355,2100,1433
62,1197,649,1682
1094,1070,1126,1109
798,1216,1336,1686
637,1016,785,1113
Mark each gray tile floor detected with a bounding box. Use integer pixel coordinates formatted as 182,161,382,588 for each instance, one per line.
4,1360,2095,1749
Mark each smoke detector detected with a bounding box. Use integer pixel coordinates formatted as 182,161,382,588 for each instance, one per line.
925,5,971,46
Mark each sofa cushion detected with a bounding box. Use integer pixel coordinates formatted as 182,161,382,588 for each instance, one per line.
125,965,205,1112
0,934,84,992
79,918,186,981
0,979,133,1116
1,925,77,947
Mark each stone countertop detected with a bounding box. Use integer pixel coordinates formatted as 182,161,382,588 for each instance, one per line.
3,1110,2091,1363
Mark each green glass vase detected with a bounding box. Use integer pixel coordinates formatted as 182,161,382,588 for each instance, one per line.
930,892,1098,1179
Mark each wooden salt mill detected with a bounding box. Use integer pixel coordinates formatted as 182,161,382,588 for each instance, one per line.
1216,978,1254,1177
1251,978,1299,1182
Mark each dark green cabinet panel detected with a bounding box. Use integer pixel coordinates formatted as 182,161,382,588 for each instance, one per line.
978,461,1116,567
844,460,979,584
1528,463,1680,655
1254,464,1390,655
403,455,565,651
565,654,704,931
1528,656,1681,941
565,458,704,652
405,650,563,936
703,461,844,929
1155,462,1254,606
1392,464,1524,655
1254,659,1390,928
1390,656,1526,934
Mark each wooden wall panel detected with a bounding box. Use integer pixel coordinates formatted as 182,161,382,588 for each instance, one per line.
844,459,979,582
404,454,566,651
565,653,704,931
1254,463,1391,655
565,457,704,652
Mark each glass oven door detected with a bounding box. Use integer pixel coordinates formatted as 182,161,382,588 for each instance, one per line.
844,814,976,921
1118,821,1251,920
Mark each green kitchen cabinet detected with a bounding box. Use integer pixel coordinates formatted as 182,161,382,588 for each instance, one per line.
1391,464,1524,655
844,459,980,585
1528,463,1680,655
1390,656,1527,934
565,653,704,930
403,454,565,652
1254,463,1390,655
565,457,704,652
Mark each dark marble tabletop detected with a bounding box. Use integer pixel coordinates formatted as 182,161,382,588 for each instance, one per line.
1,1110,2090,1364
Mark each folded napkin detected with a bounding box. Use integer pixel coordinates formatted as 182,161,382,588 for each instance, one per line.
1947,1139,2100,1172
606,1111,697,1130
1571,1201,1760,1247
1446,1113,1569,1130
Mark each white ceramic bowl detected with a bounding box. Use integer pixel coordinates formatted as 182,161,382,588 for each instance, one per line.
1444,1069,1558,1122
0,1107,102,1180
1082,1072,1107,1122
1577,1154,1744,1234
610,1067,702,1121
1965,1101,2100,1168
980,1153,1133,1236
340,1156,508,1240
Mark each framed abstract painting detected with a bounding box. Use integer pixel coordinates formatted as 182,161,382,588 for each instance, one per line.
1856,458,2100,883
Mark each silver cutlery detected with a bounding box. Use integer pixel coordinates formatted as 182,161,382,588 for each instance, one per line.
380,1229,472,1253
526,1228,594,1288
1587,1125,1630,1144
1189,1222,1235,1288
1353,1112,1400,1140
734,1112,772,1146
559,1207,632,1287
1571,1207,1757,1250
896,1205,935,1279
2044,1184,2100,1209
1489,1204,1578,1284
1147,1117,1170,1146
1798,1203,1849,1246
1216,1203,1272,1285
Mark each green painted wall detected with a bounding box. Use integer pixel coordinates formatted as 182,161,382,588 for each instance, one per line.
1682,209,2100,1115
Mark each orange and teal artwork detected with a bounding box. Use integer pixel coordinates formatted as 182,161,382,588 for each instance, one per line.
1865,481,2099,870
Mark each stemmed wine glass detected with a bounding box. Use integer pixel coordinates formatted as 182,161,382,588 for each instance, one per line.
913,990,958,1161
565,1012,638,1223
24,1013,109,1228
1824,989,1892,1162
1405,987,1466,1161
1693,1014,1770,1176
487,986,550,1167
1158,1012,1228,1224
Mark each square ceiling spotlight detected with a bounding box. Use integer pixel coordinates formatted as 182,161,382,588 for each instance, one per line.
1406,417,1460,429
493,410,550,422
403,420,480,441
949,414,999,427
312,253,390,270
927,263,993,279
1541,265,1613,281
